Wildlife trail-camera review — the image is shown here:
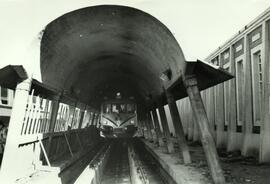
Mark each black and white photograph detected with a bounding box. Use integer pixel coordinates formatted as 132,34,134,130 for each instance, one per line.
0,0,270,183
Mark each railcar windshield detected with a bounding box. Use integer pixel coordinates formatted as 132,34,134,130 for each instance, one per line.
102,102,136,113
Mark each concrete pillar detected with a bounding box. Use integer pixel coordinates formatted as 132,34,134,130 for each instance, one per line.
208,87,216,139
242,34,254,156
151,108,164,146
187,101,194,140
0,78,32,182
193,116,200,142
227,45,238,151
215,54,226,148
184,76,225,184
260,20,270,162
179,99,188,135
158,106,175,153
165,90,191,164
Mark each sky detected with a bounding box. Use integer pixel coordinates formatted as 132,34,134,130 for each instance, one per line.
0,0,270,80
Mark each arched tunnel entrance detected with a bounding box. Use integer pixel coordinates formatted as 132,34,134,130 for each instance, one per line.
40,5,186,118
0,5,232,184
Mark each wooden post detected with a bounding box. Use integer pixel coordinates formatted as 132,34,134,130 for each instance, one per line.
47,94,61,157
146,112,155,142
64,132,74,157
142,121,148,138
187,104,194,140
145,113,153,141
48,95,61,132
0,78,32,182
67,106,76,130
151,109,164,146
91,113,96,126
158,106,175,153
78,107,86,129
94,114,100,127
184,76,225,184
165,90,191,164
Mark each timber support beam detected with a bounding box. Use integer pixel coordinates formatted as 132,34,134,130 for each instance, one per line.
151,108,164,146
158,105,175,153
184,75,225,184
165,90,191,164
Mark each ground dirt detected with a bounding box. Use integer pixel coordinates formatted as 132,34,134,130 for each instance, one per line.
187,141,270,184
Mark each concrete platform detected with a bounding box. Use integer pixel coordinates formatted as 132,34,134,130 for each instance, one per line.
142,139,211,184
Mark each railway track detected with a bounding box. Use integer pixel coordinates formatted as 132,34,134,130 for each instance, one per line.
99,138,175,184
101,139,131,184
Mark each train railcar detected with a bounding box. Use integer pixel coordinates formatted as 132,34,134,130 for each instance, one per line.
100,95,137,138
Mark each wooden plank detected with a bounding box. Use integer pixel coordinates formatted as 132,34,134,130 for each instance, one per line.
28,96,38,134
36,97,44,133
78,108,86,129
31,95,41,134
64,132,74,157
76,131,83,150
23,89,34,135
184,76,225,184
39,139,51,167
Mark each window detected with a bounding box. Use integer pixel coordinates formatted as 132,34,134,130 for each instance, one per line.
1,87,8,105
127,104,135,113
236,59,244,126
211,56,220,66
208,87,216,130
224,67,230,128
214,86,218,130
251,50,262,127
120,104,126,113
112,104,119,113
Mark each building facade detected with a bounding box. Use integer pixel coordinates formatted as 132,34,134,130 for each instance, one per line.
177,7,270,162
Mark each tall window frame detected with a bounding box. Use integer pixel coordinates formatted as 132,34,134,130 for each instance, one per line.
250,45,263,129
223,63,230,130
235,55,245,131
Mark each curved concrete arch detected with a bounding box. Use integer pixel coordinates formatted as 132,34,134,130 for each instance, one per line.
40,5,186,109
